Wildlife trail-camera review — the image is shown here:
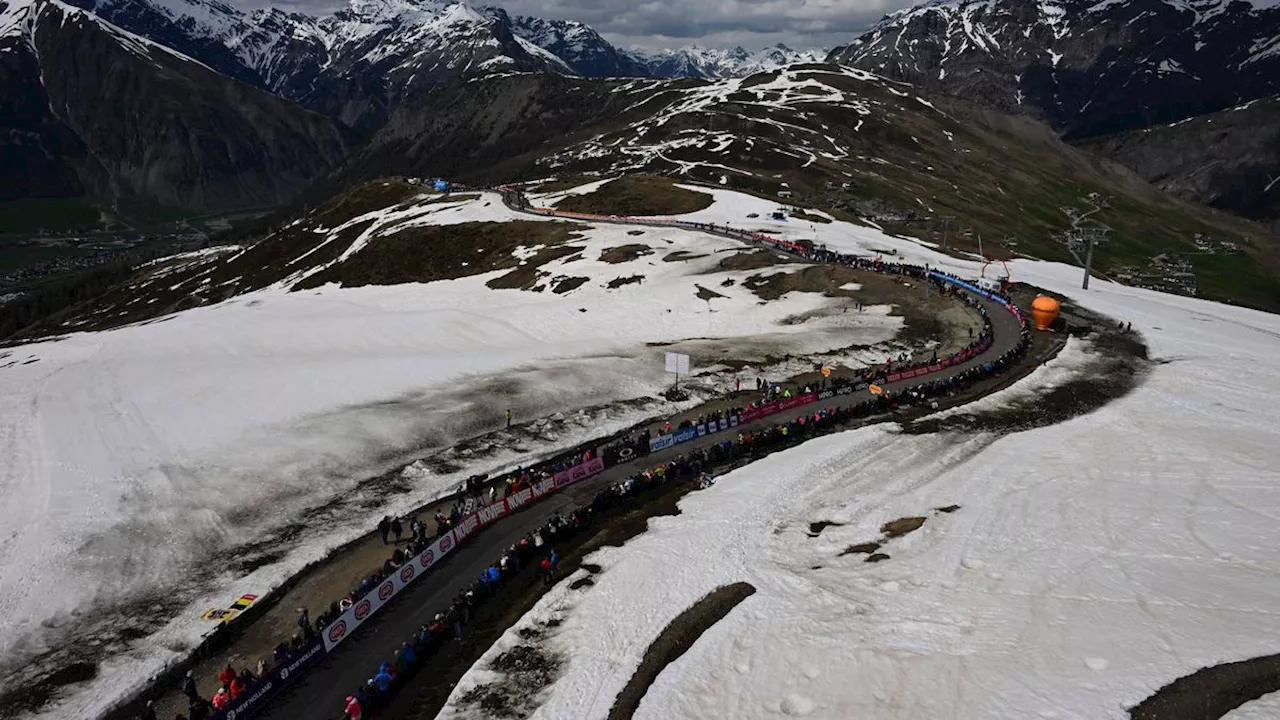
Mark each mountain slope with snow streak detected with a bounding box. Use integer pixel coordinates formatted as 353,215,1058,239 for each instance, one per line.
440,204,1280,720
339,66,1278,310
0,187,914,719
829,0,1280,139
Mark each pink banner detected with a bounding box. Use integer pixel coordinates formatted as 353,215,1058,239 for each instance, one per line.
553,456,605,488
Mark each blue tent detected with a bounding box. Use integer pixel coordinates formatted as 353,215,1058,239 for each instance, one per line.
433,178,450,192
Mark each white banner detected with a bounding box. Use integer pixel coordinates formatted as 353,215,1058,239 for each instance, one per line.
664,351,690,374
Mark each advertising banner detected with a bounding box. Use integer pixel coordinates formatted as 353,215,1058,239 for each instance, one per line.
476,501,509,527
215,636,326,720
550,457,604,488
648,434,676,452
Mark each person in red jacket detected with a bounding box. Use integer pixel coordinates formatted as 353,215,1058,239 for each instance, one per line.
345,695,363,719
217,663,236,688
229,677,245,700
211,688,230,710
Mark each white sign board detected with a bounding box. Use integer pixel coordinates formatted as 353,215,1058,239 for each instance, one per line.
664,351,691,374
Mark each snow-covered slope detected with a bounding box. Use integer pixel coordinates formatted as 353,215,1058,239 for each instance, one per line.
627,43,828,78
440,191,1280,720
0,187,915,718
828,0,1280,137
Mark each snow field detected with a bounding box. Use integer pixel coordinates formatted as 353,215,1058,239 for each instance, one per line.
435,184,1280,719
0,189,908,718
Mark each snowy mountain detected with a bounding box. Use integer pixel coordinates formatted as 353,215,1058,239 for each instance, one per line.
0,0,353,212
627,44,828,78
501,11,649,77
828,0,1280,138
58,0,576,134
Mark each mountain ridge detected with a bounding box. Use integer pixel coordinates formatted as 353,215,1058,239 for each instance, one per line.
828,0,1280,138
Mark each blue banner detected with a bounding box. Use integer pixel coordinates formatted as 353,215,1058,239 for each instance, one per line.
213,636,326,720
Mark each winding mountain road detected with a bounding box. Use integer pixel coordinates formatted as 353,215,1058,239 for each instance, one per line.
251,190,1030,720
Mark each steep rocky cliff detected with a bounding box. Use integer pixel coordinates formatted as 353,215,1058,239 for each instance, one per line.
0,0,355,213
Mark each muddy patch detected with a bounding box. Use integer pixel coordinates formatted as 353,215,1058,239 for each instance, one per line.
865,553,891,563
906,312,1152,436
456,644,563,719
569,577,595,590
1130,653,1280,720
935,505,961,514
607,583,757,720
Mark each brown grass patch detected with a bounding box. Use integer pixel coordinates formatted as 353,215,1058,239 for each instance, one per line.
791,209,832,224
742,265,862,301
840,542,882,556
556,175,713,216
599,244,653,264
663,251,706,262
695,284,726,301
487,245,583,291
881,517,927,538
295,221,585,289
551,276,589,294
532,176,600,193
715,250,788,272
607,275,644,289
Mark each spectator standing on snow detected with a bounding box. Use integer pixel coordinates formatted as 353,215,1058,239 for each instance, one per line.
345,694,363,720
391,518,403,543
378,516,391,544
506,408,513,428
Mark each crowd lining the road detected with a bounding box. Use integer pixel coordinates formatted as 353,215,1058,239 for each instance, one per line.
138,214,1033,720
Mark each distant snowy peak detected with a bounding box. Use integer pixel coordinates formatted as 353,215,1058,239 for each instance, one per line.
628,43,828,78
829,0,1280,137
502,11,648,76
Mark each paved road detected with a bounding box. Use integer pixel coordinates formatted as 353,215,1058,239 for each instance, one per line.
258,199,1028,720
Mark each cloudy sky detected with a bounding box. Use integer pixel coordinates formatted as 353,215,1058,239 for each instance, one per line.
244,0,910,50
494,0,910,50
